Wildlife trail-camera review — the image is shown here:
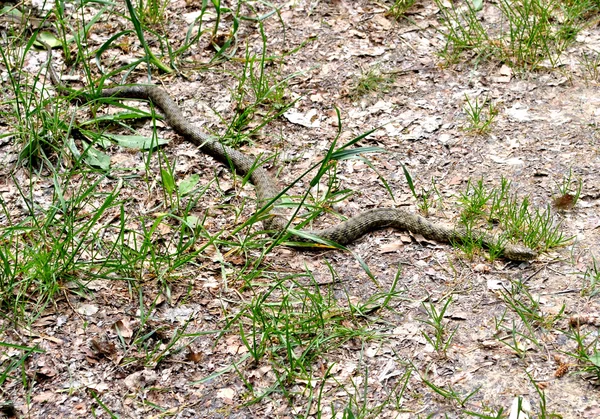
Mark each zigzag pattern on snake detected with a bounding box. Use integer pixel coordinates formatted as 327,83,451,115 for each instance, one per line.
52,79,538,261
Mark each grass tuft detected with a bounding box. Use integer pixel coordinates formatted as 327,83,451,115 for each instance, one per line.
351,65,395,98
386,0,417,20
434,0,593,69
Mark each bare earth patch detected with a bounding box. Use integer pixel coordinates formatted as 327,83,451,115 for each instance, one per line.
2,0,600,417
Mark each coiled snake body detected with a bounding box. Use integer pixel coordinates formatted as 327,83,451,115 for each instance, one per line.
70,84,537,261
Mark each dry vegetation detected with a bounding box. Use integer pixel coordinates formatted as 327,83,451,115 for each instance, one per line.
2,0,600,417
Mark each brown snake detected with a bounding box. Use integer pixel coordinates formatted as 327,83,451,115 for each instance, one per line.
46,52,537,261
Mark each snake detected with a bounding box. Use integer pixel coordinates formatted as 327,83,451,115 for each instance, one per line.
45,52,537,261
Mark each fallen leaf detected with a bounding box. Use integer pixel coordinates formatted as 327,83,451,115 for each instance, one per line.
224,335,247,355
113,319,133,339
283,108,321,128
32,316,56,327
380,242,404,253
480,340,498,349
493,64,512,83
509,396,531,419
487,279,504,291
473,263,489,272
124,370,158,391
553,193,576,210
489,155,524,165
91,339,117,357
76,304,99,316
186,346,203,363
216,387,235,404
349,46,386,57
32,391,56,403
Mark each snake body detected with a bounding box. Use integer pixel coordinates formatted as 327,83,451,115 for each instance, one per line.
78,85,536,261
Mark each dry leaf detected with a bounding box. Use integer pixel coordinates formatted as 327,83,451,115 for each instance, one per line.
76,304,99,316
124,370,158,391
216,387,235,404
186,346,203,363
224,335,246,355
283,109,321,128
473,263,490,273
553,193,576,210
91,339,117,357
380,242,404,253
32,316,56,327
509,397,531,419
32,391,56,403
36,361,57,378
113,319,133,339
487,279,504,291
493,64,513,83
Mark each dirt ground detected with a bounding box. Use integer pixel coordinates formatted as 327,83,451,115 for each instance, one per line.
2,0,600,418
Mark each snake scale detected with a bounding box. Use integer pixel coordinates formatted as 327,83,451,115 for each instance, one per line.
86,86,536,261
43,40,536,262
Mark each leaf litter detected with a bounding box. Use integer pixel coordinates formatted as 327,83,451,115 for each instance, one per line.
2,0,600,417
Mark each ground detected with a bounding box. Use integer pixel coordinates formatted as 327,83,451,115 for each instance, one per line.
1,0,600,418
